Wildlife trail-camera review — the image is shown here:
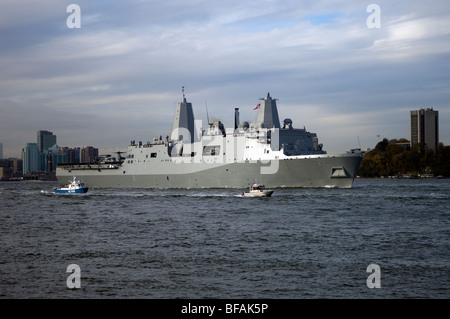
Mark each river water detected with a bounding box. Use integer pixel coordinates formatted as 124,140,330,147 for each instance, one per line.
0,179,448,299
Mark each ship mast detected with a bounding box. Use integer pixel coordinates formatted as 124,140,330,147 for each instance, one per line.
256,92,280,129
172,86,195,143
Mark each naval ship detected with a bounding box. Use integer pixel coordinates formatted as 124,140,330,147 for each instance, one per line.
56,91,363,188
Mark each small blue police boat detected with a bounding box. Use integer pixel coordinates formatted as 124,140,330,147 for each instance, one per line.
55,175,89,194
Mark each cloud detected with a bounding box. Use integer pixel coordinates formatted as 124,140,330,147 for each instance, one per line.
0,0,449,158
369,15,450,59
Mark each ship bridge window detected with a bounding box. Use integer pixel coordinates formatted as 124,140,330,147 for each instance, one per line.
151,153,157,158
203,145,221,156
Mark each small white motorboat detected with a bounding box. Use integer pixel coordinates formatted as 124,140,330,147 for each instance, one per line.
55,175,89,194
242,183,273,197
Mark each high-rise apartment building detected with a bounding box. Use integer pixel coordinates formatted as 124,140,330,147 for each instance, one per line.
0,158,23,180
37,130,57,153
22,143,40,174
64,147,81,163
410,108,439,151
37,130,58,172
81,146,99,163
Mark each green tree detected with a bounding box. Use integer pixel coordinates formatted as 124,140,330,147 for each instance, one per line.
358,139,450,177
431,144,450,176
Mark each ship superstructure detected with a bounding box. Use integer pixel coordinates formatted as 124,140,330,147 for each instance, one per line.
56,91,363,188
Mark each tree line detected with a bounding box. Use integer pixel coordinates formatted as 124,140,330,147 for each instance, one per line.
358,138,450,178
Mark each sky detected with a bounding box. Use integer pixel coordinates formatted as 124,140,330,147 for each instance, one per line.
1,0,449,158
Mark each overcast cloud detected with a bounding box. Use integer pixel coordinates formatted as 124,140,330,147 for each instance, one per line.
1,0,449,157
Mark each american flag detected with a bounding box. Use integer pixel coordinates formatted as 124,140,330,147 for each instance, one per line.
253,104,260,110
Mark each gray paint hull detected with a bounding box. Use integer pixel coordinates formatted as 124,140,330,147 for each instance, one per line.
56,154,363,189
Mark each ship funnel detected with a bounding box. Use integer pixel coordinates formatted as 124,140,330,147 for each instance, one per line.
256,92,280,129
234,108,240,130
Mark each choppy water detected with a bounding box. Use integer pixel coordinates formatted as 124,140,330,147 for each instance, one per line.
0,179,449,299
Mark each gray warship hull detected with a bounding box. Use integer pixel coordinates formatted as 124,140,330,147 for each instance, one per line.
56,91,363,189
56,154,362,189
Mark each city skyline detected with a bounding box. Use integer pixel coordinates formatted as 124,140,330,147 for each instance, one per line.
16,128,100,177
1,0,449,158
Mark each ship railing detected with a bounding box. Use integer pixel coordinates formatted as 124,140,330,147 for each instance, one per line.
57,162,122,170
